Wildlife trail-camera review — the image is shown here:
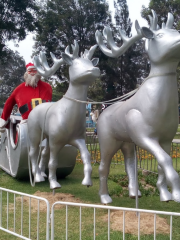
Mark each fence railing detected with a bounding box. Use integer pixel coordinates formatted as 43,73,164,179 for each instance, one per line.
0,187,50,240
81,132,180,174
1,186,180,240
51,201,180,240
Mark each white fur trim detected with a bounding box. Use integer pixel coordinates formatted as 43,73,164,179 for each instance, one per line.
27,66,36,70
20,119,28,124
0,118,8,128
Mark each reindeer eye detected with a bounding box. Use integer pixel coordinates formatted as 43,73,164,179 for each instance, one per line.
156,33,164,38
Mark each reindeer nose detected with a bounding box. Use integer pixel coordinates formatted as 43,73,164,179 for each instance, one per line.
92,67,100,77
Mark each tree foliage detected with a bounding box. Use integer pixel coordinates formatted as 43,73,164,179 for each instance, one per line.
141,0,180,30
51,81,69,102
0,50,26,108
0,0,39,59
33,0,112,100
34,0,149,102
100,0,148,100
33,0,111,65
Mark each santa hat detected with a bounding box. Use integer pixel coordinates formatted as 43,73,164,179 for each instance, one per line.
26,63,36,70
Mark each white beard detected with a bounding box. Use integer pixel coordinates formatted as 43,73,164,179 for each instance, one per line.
24,72,41,88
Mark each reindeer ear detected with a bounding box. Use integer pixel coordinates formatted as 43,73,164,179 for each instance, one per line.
91,58,99,66
62,53,73,65
141,27,154,39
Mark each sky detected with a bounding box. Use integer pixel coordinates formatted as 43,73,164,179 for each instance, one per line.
7,0,150,64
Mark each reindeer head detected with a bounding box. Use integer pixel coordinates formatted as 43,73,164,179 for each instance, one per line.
62,41,100,85
144,10,180,64
33,41,100,86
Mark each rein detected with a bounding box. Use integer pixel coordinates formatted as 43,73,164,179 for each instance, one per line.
142,72,176,82
63,88,138,105
63,72,176,105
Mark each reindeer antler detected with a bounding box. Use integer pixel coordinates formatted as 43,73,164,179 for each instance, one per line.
81,45,98,60
95,20,143,58
33,51,64,78
33,41,81,78
65,40,98,60
65,40,79,59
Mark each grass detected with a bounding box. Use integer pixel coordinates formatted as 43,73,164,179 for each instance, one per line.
0,164,180,239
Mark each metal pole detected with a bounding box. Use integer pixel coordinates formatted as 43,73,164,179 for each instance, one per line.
134,145,139,216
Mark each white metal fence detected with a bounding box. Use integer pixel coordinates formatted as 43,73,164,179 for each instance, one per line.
0,187,50,240
1,187,180,240
51,201,180,240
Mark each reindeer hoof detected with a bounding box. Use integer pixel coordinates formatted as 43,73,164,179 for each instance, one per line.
35,173,45,183
129,187,141,198
160,190,172,202
82,177,92,186
41,171,47,178
50,180,61,189
172,190,180,203
129,191,142,199
100,194,112,204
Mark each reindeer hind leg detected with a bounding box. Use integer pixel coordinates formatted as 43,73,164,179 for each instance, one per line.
39,138,50,178
28,124,45,183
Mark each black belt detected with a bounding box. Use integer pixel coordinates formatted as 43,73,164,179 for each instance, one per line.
19,99,47,115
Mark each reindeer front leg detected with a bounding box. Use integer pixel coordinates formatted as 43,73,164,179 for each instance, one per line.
156,142,172,201
70,139,92,186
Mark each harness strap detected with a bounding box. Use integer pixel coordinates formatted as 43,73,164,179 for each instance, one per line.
63,88,138,104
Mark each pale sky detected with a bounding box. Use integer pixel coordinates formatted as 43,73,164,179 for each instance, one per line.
7,0,150,64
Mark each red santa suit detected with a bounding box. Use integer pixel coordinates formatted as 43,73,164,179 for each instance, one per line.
1,80,52,121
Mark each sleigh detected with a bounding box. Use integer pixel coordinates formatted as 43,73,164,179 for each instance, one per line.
0,115,77,180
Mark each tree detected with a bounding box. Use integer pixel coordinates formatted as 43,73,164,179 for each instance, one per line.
88,78,105,101
33,0,111,65
51,81,69,101
141,0,180,30
100,0,148,100
0,50,26,108
34,0,148,102
33,0,112,100
0,0,39,59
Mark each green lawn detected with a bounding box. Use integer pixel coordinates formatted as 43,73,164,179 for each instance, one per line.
0,164,180,239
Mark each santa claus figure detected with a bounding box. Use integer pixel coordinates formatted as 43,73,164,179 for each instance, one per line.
0,63,52,130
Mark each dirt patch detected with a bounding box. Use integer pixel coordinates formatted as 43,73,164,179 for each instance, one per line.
16,191,82,212
103,211,170,235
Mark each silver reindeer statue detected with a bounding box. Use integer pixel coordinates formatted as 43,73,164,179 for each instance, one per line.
95,10,180,204
27,41,100,189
